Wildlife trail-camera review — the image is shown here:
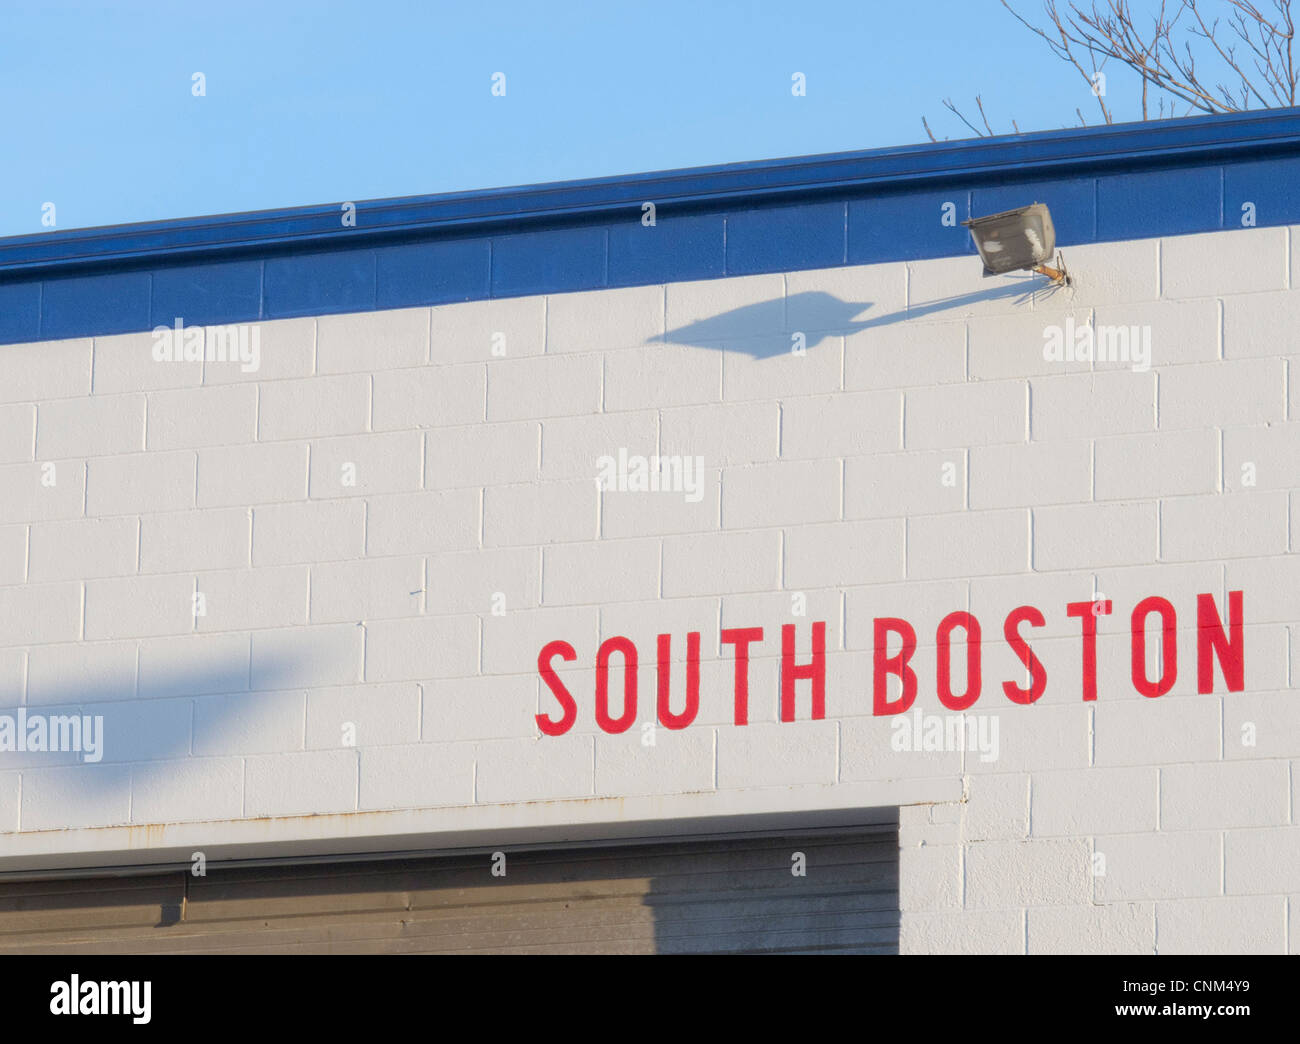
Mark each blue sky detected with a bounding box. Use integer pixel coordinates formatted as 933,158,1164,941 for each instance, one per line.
1,0,1180,236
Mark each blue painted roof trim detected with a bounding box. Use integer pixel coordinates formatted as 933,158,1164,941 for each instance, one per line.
3,108,1300,344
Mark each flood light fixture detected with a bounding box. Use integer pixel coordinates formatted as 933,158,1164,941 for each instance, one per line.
963,202,1070,285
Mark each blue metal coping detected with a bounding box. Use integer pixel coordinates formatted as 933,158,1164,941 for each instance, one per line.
3,107,1300,345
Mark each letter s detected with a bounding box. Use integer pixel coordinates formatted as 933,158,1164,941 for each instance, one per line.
537,640,578,736
1003,605,1047,704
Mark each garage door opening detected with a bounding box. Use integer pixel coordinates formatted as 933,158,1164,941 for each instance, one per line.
0,825,899,954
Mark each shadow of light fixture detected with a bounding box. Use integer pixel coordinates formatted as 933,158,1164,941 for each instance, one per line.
963,202,1070,286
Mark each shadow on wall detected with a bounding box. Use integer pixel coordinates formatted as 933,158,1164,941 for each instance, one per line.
0,652,310,835
660,283,1043,357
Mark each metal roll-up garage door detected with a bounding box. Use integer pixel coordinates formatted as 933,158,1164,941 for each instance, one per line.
0,827,899,954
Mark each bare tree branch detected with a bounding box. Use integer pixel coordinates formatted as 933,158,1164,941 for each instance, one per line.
926,0,1295,139
942,97,993,137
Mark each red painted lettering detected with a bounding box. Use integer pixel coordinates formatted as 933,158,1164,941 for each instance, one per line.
721,627,764,726
780,622,826,721
874,617,918,716
536,640,578,736
657,632,701,729
936,611,981,711
1003,605,1047,705
1131,596,1177,698
1198,590,1244,694
595,636,638,733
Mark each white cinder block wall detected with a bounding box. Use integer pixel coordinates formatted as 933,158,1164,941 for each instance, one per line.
1,224,1298,954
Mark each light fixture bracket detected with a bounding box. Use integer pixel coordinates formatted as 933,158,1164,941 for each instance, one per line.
1032,252,1071,287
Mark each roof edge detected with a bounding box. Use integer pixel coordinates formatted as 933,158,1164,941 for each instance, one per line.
5,107,1300,277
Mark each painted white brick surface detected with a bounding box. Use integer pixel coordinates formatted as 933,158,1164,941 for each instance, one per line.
0,404,35,465
197,443,304,508
146,384,258,451
37,393,145,459
1,224,1298,956
0,338,92,403
257,374,370,441
202,317,313,384
1030,370,1155,441
431,296,545,363
142,508,250,574
29,517,138,582
252,500,362,566
358,741,476,811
